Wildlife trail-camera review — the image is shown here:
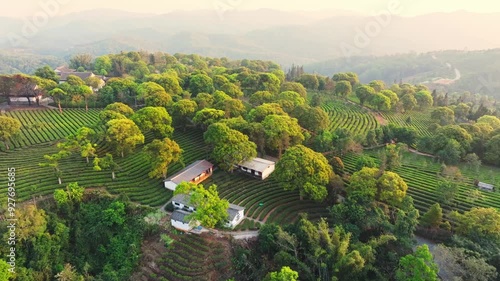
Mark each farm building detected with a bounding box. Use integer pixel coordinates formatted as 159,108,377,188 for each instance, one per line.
164,160,214,191
477,182,495,192
226,204,245,229
236,157,275,180
171,194,196,212
171,193,245,229
171,210,198,232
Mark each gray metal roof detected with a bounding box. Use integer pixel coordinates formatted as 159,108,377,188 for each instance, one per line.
237,157,275,172
171,194,192,206
164,160,213,184
227,204,245,221
171,210,191,223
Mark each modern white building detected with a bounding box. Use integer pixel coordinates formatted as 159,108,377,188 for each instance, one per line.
236,157,275,180
226,204,245,229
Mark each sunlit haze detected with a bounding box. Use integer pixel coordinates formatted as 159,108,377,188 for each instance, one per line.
2,0,500,17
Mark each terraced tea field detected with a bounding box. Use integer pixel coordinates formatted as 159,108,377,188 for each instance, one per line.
382,109,433,137
0,108,331,224
321,100,379,137
342,153,500,214
1,108,101,149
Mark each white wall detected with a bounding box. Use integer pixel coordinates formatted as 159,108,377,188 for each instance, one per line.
261,164,275,180
172,201,195,212
227,210,245,228
171,219,192,232
164,181,177,191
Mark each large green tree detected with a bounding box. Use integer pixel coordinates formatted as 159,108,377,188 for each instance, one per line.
263,266,299,281
262,115,304,157
380,90,399,109
274,145,333,201
420,203,443,229
103,102,134,117
248,103,287,123
292,105,329,133
355,85,375,106
415,90,433,110
106,119,145,157
171,99,198,130
204,123,257,172
347,167,408,206
143,138,183,179
193,108,226,130
93,55,112,75
334,80,352,97
189,74,214,96
281,82,307,98
249,90,274,106
477,115,500,130
431,107,455,126
401,94,417,111
370,92,391,111
0,116,21,150
450,207,500,242
145,72,182,96
34,66,59,83
395,245,439,281
137,81,172,107
369,80,385,92
174,182,229,228
131,107,174,139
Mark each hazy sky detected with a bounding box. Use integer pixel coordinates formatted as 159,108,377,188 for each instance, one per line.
2,0,500,17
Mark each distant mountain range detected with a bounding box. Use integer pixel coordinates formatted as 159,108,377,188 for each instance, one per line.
1,9,500,66
1,8,500,97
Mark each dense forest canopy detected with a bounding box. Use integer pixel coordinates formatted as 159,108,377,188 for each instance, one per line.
1,50,500,281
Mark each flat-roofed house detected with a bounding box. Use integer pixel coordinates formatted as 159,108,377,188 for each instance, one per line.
236,157,275,180
478,182,495,192
171,194,196,212
226,204,245,229
171,193,245,229
163,160,214,191
170,210,198,232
